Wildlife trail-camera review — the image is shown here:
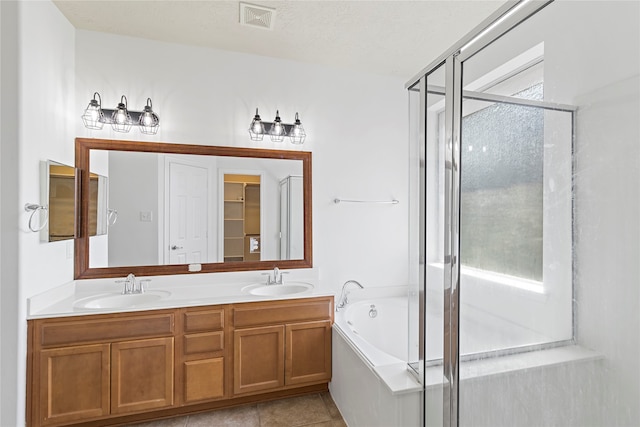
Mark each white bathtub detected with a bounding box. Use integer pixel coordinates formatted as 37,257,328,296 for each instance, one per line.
330,293,421,427
334,297,408,366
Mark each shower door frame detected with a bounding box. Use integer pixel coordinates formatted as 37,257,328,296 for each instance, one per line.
406,1,571,426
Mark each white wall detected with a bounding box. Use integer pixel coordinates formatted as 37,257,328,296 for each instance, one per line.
0,1,76,426
75,30,409,291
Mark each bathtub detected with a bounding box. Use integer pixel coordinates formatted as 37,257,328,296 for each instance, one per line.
331,293,604,427
330,293,421,427
333,297,408,366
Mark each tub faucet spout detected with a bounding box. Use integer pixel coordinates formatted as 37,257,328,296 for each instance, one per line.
336,280,364,311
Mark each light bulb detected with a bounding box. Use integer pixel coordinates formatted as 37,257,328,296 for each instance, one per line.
114,109,127,124
141,113,154,127
269,110,285,142
252,122,264,133
111,96,132,133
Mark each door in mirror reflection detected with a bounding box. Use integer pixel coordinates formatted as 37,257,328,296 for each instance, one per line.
168,161,209,264
280,175,303,260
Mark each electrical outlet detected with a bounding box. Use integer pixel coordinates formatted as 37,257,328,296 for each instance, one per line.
140,211,153,222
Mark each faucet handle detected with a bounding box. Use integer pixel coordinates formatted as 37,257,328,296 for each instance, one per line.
139,279,151,293
278,271,289,284
115,277,134,294
262,272,274,285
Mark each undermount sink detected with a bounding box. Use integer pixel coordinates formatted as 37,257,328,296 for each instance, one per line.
74,290,172,310
242,282,313,296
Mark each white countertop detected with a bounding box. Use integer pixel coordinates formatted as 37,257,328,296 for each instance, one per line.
27,269,333,319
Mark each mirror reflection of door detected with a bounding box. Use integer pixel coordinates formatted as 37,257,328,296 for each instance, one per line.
223,174,261,262
279,175,304,260
168,161,209,264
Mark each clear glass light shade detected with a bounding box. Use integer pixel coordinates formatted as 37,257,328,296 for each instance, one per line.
139,99,159,135
248,108,265,141
289,113,306,144
111,96,132,133
81,97,104,130
269,111,286,142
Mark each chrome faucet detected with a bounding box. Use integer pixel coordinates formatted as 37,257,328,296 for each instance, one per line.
262,267,288,285
116,273,149,294
336,280,364,311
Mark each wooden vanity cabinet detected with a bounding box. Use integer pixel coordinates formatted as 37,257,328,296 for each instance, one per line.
27,297,333,427
232,297,333,396
28,312,175,427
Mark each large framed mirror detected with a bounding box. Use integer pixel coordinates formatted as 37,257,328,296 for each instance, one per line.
74,138,312,279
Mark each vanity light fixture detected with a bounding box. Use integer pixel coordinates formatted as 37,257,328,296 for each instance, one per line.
248,108,306,144
81,92,105,130
138,98,160,135
289,112,306,145
249,108,266,141
111,95,133,133
81,92,160,134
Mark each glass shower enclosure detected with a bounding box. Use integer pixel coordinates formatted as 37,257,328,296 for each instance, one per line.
407,1,640,426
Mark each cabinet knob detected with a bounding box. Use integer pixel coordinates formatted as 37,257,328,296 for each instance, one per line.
171,245,184,250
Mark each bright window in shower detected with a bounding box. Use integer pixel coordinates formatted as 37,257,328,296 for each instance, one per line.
460,83,545,282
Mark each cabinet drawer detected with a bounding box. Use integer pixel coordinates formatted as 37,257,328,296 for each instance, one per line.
233,299,332,328
183,331,224,355
38,313,174,348
183,309,224,332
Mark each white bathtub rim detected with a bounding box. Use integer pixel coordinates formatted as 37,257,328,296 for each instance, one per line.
333,322,422,395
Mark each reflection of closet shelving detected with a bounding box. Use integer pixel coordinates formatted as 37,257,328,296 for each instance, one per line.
223,175,260,262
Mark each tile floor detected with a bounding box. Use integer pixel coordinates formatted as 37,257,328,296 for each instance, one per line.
130,392,347,427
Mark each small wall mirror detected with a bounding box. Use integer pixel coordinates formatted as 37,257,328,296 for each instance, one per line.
41,160,77,242
74,138,312,279
41,160,109,242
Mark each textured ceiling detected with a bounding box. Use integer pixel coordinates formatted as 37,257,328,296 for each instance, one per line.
53,0,508,79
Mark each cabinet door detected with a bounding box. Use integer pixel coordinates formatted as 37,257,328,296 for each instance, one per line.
285,321,332,386
233,325,284,395
38,344,110,426
111,337,174,414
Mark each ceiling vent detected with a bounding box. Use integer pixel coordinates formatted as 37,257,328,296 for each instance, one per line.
239,3,276,30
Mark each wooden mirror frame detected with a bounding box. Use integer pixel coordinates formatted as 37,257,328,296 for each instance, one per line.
74,137,312,279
